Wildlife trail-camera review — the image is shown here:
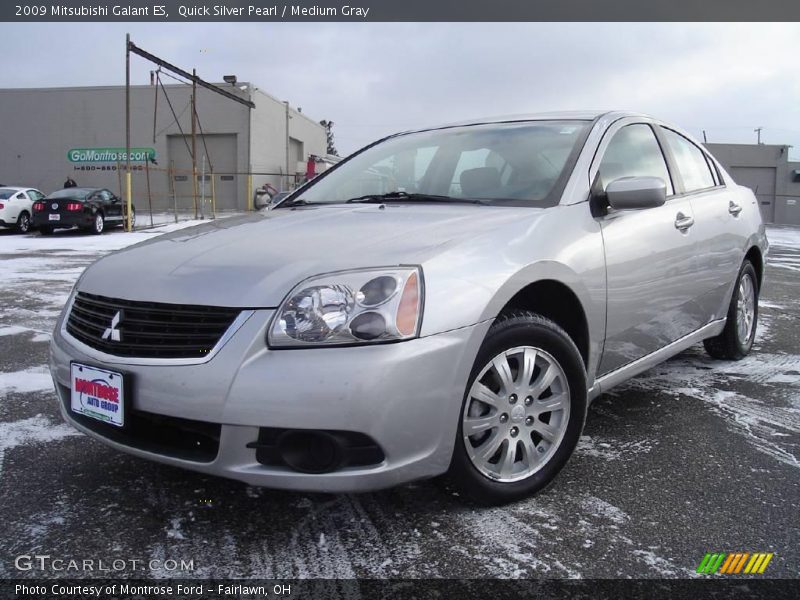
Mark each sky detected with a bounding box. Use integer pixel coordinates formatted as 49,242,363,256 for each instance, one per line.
1,22,799,158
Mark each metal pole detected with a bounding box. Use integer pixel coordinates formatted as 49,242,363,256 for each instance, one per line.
145,157,154,228
247,175,253,212
152,70,159,144
191,69,198,219
284,100,290,191
200,154,206,220
211,171,216,219
125,33,133,232
169,160,178,223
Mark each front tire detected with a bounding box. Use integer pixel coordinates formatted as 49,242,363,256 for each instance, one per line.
16,211,31,233
704,260,759,360
448,311,587,505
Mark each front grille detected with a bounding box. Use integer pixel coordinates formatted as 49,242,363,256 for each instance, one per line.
67,292,240,359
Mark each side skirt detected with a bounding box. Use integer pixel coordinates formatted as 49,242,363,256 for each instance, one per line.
587,318,726,401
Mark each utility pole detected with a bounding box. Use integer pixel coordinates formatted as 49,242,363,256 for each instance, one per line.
755,127,763,144
191,69,198,219
284,100,290,190
125,33,132,232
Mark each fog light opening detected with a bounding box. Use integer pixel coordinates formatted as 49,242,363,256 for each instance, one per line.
277,430,344,474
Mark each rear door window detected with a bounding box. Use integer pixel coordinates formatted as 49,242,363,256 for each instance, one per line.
661,128,716,192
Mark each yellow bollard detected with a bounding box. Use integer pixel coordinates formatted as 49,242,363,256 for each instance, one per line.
247,175,253,212
211,173,217,219
125,171,133,231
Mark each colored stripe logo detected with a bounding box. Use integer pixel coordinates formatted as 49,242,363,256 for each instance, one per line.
697,552,774,574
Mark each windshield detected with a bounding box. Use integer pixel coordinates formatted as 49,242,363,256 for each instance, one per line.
48,188,92,200
0,188,17,200
288,121,589,207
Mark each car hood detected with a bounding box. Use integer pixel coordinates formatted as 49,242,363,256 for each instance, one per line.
78,204,543,307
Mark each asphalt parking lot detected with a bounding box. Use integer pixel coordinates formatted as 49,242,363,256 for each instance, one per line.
0,223,797,579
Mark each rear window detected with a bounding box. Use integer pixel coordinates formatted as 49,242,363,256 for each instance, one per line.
48,188,91,200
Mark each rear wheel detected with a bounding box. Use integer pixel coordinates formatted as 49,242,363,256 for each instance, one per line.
16,211,31,233
448,311,587,505
704,260,759,360
91,212,105,235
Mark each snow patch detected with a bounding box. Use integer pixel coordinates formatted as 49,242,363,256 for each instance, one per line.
0,415,80,480
622,349,800,469
767,226,800,250
580,496,629,524
0,366,54,394
166,517,186,540
575,435,654,461
0,325,29,336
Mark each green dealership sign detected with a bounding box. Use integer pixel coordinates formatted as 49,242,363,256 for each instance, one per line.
68,147,157,163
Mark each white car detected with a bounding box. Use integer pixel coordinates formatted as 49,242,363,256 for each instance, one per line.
0,186,45,233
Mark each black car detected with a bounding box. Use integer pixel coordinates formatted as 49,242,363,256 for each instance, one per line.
31,188,135,235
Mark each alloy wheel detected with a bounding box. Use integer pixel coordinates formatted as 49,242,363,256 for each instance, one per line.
18,213,30,233
463,346,570,482
736,273,756,346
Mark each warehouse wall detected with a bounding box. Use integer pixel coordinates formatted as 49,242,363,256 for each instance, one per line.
248,88,326,196
0,83,326,215
705,143,800,225
0,84,251,212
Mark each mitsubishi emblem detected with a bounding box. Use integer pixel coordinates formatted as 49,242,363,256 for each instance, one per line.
102,311,123,342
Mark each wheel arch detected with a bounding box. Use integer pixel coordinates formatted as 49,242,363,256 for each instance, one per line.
745,245,764,289
496,279,591,369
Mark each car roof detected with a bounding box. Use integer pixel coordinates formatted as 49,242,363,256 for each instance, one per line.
395,110,649,136
0,186,31,192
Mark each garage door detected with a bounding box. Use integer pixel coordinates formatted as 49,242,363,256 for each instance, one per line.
168,133,238,213
729,166,776,223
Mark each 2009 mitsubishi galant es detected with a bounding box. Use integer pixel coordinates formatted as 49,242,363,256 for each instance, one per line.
50,111,767,504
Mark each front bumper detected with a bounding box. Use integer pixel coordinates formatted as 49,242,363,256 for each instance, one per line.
50,308,490,492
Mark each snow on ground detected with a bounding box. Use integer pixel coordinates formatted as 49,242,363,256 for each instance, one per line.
0,415,80,480
0,366,53,394
767,225,800,250
766,225,800,272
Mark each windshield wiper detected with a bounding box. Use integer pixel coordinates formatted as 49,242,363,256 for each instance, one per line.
278,198,320,208
344,191,486,205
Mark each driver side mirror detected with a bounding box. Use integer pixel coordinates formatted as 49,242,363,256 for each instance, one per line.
605,176,667,210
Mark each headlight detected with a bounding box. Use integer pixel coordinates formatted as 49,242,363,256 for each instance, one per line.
268,267,423,348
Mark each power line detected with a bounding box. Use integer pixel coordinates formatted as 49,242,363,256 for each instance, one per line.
158,69,192,87
194,104,214,172
157,74,194,159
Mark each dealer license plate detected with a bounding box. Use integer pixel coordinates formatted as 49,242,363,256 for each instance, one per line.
49,214,60,221
70,363,125,427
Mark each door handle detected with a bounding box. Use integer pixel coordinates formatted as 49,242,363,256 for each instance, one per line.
728,201,743,216
674,212,694,231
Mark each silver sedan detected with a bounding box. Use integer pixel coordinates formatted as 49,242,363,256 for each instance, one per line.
49,111,766,504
